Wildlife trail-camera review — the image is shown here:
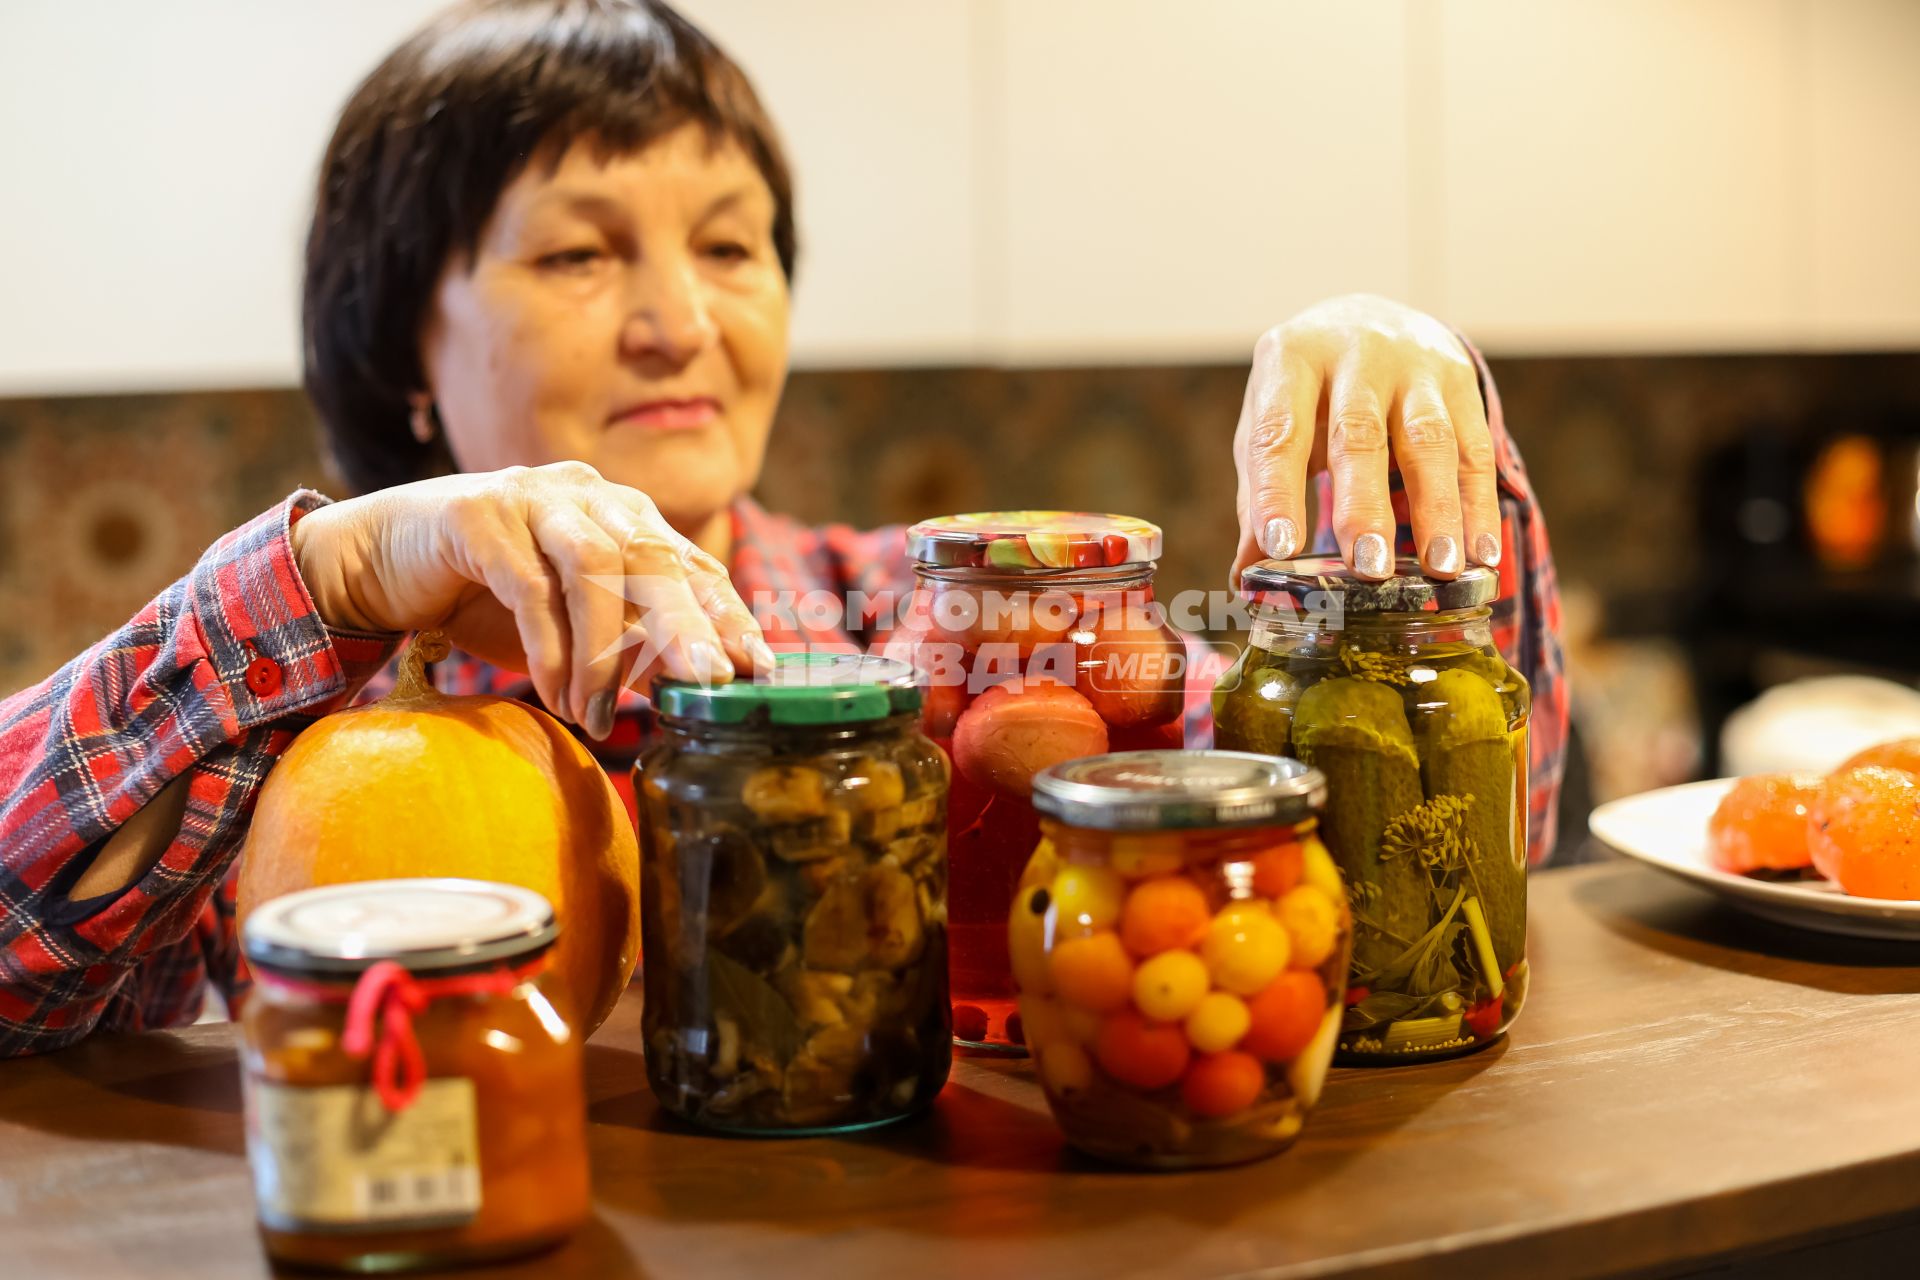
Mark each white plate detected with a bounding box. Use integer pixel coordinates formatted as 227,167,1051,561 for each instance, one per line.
1587,778,1920,941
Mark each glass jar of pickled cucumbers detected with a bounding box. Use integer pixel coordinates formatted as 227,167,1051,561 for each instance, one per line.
1013,750,1348,1169
886,511,1187,1055
636,654,952,1133
1213,558,1530,1064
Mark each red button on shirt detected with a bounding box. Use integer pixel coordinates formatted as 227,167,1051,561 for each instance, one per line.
244,655,283,697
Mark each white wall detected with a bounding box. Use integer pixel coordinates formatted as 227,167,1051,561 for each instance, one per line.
672,0,984,366
1432,0,1801,351
985,0,1415,364
1804,0,1920,344
0,1,448,395
1427,0,1920,354
0,0,1916,397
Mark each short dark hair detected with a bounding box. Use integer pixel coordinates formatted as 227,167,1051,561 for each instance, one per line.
303,0,797,495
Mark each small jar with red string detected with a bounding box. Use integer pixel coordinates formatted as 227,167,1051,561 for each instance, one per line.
239,878,589,1272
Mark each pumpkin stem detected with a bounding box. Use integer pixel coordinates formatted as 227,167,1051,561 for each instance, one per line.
390,630,452,704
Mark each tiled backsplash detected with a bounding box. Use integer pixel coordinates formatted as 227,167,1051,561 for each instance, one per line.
5,354,1920,704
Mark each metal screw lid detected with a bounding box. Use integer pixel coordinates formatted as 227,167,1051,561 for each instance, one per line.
1031,750,1326,831
244,878,558,978
1240,554,1498,615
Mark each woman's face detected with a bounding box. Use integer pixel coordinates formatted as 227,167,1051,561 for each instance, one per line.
419,124,791,533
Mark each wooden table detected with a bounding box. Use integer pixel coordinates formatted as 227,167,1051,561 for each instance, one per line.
8,862,1920,1279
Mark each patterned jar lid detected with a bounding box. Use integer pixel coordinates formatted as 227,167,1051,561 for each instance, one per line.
906,511,1163,571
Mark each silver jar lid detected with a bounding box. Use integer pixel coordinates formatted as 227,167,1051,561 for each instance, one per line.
1241,555,1498,614
244,878,558,978
1030,750,1326,831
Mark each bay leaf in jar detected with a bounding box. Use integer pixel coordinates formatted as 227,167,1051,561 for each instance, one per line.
705,949,804,1065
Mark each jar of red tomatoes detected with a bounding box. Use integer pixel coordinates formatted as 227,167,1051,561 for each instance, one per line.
1013,751,1348,1168
240,879,589,1272
888,511,1188,1053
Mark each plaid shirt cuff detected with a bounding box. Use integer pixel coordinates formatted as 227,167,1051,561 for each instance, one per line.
187,491,402,729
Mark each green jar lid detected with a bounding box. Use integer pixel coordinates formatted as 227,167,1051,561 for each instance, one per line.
654,652,921,726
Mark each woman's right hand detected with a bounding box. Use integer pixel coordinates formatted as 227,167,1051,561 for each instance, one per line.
289,462,773,738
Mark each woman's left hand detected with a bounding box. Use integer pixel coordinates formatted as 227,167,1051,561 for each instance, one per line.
1231,293,1499,585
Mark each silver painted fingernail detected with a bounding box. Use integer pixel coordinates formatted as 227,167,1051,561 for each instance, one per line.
1475,533,1502,567
1353,532,1392,580
744,634,778,674
1261,517,1299,561
585,690,617,741
1426,534,1462,575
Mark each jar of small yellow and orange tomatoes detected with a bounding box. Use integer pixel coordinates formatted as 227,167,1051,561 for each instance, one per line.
1009,751,1349,1168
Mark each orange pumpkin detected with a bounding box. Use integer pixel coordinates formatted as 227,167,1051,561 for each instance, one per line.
238,634,640,1033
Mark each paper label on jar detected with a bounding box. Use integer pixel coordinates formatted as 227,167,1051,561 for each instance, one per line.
244,1075,482,1232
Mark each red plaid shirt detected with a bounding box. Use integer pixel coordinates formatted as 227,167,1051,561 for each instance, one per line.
0,352,1563,1056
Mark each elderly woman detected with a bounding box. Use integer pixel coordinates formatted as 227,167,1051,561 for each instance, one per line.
0,0,1563,1055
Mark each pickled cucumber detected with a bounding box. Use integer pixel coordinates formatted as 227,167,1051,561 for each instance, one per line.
1211,654,1302,758
1290,677,1427,969
1413,667,1524,971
